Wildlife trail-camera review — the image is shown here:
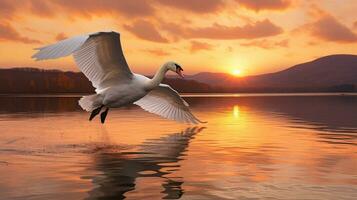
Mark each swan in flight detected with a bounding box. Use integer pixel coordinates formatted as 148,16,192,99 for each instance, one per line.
32,31,204,124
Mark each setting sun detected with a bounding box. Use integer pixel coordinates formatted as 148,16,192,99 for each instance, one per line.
232,69,244,77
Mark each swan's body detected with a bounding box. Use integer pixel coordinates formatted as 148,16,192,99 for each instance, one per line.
96,74,148,108
32,31,203,124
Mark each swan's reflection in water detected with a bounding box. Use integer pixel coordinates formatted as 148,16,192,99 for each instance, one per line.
86,127,205,200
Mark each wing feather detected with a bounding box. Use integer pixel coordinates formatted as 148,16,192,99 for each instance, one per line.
134,84,204,124
32,35,89,60
162,104,171,119
32,31,132,89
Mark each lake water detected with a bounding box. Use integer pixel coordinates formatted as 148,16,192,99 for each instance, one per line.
0,94,356,200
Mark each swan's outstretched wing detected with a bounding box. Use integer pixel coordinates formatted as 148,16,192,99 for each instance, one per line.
134,84,204,124
32,31,132,89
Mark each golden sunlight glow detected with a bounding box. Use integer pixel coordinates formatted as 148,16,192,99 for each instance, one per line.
1,1,357,75
233,105,240,118
231,69,244,77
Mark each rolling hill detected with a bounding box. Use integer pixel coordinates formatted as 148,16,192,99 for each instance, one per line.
0,54,357,93
187,54,357,91
0,68,211,94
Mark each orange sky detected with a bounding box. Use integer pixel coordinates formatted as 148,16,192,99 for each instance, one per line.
1,0,357,75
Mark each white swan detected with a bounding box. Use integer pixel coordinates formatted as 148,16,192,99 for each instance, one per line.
32,31,204,124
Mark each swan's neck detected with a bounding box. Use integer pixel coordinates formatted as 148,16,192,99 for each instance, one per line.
146,65,168,90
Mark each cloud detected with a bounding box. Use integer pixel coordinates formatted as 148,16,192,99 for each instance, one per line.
241,39,289,49
28,0,54,17
190,41,213,53
0,0,55,19
144,49,170,56
0,0,16,18
298,5,357,43
124,20,169,43
180,19,283,40
0,22,41,44
159,22,185,41
353,21,357,29
156,0,224,13
275,39,289,47
55,33,67,41
308,15,357,43
236,0,292,11
53,0,155,18
0,0,155,19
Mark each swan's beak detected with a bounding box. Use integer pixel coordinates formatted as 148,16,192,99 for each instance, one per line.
176,68,184,78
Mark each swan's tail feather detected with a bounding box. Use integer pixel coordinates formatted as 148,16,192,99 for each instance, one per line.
78,94,102,112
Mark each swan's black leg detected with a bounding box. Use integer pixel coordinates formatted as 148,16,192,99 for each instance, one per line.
89,105,103,121
100,108,109,124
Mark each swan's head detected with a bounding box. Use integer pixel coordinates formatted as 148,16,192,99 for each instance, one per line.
165,61,184,78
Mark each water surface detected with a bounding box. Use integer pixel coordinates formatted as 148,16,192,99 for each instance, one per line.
0,95,356,199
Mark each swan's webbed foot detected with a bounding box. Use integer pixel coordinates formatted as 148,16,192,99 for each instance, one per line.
89,105,103,121
100,108,109,124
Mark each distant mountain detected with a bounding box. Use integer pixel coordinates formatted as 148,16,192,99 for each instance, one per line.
186,72,230,85
0,68,94,94
187,54,357,92
1,54,357,93
0,68,211,94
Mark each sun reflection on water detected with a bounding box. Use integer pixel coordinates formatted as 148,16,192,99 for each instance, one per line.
233,105,240,118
